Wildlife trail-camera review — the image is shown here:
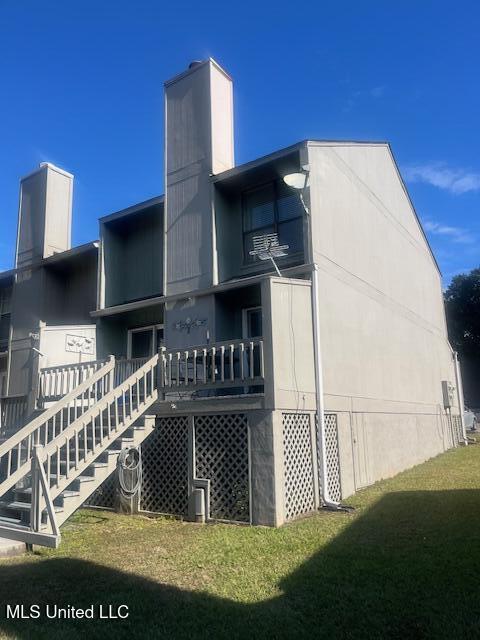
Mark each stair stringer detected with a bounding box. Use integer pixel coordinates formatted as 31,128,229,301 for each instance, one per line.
56,415,156,526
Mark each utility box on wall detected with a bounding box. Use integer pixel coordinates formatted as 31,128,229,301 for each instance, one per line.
442,380,455,410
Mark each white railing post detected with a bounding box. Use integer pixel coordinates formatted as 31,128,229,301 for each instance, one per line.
30,444,44,532
108,355,115,392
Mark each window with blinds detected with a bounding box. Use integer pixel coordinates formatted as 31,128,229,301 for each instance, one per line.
242,181,304,264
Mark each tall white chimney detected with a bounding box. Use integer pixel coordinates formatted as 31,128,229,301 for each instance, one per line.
164,58,234,295
16,163,73,268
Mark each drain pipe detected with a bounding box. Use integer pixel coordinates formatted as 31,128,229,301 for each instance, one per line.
453,351,468,445
311,264,342,510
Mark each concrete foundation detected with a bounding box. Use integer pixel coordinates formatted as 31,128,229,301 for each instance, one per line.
0,537,26,558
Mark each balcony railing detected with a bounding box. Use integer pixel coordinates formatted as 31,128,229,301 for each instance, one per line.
0,394,29,437
35,338,266,406
115,357,151,386
159,338,264,393
37,359,109,407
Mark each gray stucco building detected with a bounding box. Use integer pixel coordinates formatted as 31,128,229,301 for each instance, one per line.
0,59,466,546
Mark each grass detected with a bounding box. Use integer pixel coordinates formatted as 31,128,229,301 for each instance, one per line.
1,441,480,639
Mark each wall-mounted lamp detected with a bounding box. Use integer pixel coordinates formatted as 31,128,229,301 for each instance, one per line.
283,168,310,215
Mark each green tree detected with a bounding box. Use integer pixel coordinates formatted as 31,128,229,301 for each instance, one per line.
444,268,480,357
444,268,480,406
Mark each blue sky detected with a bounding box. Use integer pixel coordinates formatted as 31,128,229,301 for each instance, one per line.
0,1,479,284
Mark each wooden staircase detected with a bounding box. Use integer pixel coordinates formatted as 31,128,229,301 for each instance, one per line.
0,354,158,548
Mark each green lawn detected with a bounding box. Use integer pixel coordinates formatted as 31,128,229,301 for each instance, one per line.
1,441,480,639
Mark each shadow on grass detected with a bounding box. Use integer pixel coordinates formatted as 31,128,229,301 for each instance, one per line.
0,490,479,639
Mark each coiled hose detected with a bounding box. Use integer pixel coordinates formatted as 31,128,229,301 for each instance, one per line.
117,446,142,499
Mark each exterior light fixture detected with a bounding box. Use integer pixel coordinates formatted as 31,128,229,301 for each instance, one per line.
283,168,310,215
283,172,308,190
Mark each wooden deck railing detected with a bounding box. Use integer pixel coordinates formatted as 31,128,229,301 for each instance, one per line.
0,395,29,436
114,357,150,386
38,359,109,407
0,354,159,548
160,338,265,391
0,357,115,496
41,354,158,501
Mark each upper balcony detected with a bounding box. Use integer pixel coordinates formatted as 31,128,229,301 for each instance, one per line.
99,197,164,309
213,144,310,284
37,276,317,415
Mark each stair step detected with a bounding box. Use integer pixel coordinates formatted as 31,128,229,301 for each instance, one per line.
61,490,80,498
6,501,63,514
14,487,32,495
50,461,78,470
89,462,109,469
5,501,30,510
0,515,25,528
75,475,96,483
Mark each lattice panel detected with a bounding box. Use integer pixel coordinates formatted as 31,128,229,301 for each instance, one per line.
452,415,463,445
283,413,315,521
194,414,250,523
86,474,116,509
324,413,342,502
140,416,189,515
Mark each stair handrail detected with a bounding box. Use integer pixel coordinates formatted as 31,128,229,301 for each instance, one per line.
41,353,159,501
39,358,108,374
0,356,116,496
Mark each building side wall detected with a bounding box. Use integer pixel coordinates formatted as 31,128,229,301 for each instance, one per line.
262,278,316,411
164,295,215,351
7,268,44,400
308,143,458,494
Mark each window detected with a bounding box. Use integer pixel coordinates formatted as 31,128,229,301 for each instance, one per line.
127,325,164,359
243,181,304,264
243,307,262,339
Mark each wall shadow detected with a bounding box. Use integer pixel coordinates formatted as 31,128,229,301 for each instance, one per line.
0,489,479,639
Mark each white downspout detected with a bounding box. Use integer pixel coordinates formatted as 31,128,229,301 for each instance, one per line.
311,263,341,509
289,159,344,510
453,351,468,445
